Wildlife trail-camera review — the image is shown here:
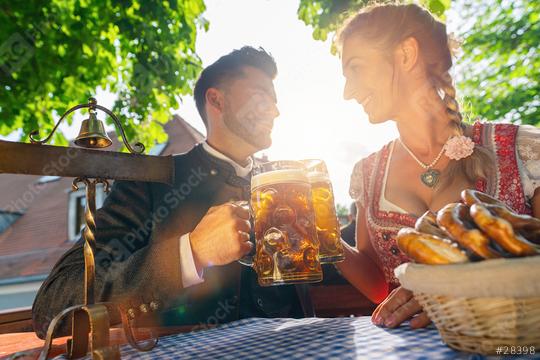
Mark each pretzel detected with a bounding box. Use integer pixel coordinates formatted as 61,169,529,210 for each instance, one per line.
396,228,469,265
481,204,540,245
470,203,540,257
415,210,449,239
436,203,501,259
461,189,509,209
461,189,540,244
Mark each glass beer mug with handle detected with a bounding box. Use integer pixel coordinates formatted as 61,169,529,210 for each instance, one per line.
239,160,323,286
302,159,345,264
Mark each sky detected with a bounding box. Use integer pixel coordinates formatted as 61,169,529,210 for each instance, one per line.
3,0,465,207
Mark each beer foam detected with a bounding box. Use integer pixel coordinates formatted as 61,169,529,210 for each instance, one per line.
251,169,308,190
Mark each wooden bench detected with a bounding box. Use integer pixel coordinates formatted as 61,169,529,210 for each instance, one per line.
0,306,33,334
310,284,376,318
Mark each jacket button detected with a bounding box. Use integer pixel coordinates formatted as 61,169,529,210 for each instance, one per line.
383,233,390,241
391,246,399,256
257,298,263,307
127,308,137,319
210,169,218,176
139,304,149,314
149,301,160,311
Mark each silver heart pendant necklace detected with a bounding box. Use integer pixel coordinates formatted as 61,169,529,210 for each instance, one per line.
397,138,446,188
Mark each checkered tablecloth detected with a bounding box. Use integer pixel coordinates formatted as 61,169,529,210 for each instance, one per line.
55,316,540,359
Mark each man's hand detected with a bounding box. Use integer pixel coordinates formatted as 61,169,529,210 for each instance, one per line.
371,286,431,329
190,202,252,271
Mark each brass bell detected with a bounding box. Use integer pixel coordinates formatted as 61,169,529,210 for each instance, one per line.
74,110,112,148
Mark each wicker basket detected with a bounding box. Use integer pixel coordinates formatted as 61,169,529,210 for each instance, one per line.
394,256,540,355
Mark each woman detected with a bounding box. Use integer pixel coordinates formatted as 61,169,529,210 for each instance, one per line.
334,3,540,329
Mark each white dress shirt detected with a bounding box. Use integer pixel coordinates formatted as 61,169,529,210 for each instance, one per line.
179,142,253,288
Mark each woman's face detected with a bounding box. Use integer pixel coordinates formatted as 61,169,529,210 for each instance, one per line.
341,35,397,124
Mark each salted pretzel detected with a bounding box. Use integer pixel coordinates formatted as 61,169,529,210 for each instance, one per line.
415,210,449,239
436,203,501,259
470,203,540,257
396,228,469,265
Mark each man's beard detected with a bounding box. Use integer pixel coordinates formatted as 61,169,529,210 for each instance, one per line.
223,102,273,150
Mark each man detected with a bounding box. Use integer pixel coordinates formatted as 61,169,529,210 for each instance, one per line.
32,47,312,338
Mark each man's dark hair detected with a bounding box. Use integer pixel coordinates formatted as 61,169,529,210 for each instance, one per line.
193,46,277,127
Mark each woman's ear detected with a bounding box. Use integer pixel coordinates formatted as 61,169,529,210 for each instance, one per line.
396,36,419,72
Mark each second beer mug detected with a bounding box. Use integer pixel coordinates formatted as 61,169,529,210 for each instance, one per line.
302,159,345,263
245,160,323,286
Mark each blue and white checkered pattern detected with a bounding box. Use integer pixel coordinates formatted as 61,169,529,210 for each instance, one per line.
54,317,540,359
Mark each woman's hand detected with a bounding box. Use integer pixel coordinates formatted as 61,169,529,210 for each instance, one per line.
371,286,431,329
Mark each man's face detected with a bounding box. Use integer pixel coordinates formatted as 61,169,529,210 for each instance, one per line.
221,66,280,151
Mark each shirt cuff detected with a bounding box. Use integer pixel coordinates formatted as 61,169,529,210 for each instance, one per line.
179,233,205,288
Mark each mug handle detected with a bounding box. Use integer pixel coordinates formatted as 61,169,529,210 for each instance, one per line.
234,201,256,267
238,217,256,267
238,252,254,267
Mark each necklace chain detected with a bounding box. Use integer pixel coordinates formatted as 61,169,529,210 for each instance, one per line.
397,138,445,170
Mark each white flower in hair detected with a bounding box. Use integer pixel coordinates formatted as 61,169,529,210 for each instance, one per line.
444,135,474,161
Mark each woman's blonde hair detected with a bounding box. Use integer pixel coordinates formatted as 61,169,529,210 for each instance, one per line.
337,3,493,184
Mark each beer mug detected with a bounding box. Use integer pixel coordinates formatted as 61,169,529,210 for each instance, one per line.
302,159,344,263
241,160,323,286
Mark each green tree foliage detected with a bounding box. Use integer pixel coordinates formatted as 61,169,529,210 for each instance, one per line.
297,0,450,46
336,203,349,218
0,0,207,147
456,0,539,126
